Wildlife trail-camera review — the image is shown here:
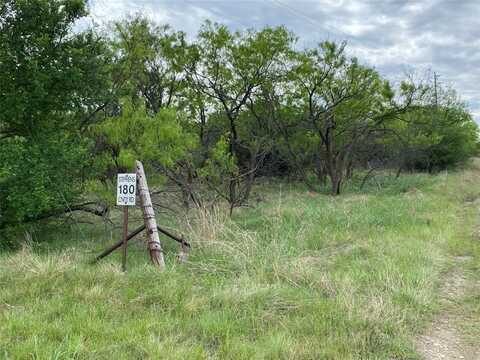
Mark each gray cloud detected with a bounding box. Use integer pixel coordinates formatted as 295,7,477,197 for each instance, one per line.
88,0,480,121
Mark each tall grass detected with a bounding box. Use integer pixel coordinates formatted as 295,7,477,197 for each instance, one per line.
1,165,479,359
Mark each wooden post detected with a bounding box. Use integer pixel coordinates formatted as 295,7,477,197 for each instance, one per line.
122,206,128,271
135,160,165,268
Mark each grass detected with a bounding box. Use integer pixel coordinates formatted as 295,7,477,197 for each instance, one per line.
1,164,479,359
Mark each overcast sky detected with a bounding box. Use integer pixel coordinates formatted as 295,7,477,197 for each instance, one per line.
87,0,480,121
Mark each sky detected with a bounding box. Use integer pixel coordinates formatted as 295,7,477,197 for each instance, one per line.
87,0,480,122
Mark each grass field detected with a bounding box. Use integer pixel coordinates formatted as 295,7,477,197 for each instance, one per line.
1,164,479,359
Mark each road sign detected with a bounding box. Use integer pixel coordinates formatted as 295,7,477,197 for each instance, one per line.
117,173,137,206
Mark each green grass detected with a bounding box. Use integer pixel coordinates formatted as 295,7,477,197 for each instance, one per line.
1,164,479,359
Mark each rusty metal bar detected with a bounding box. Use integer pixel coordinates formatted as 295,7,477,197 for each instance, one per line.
94,224,190,262
122,206,129,271
95,224,145,262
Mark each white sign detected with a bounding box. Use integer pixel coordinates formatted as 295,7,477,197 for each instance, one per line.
117,173,137,206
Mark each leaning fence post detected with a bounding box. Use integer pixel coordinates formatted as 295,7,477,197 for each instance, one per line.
135,160,166,268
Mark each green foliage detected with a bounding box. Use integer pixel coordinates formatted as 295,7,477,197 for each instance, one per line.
184,22,297,210
0,0,111,232
98,100,196,167
423,108,478,169
199,136,238,183
0,135,92,226
93,99,197,192
112,16,188,112
0,0,111,135
387,89,479,172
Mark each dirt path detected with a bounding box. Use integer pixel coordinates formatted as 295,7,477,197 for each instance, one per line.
416,257,479,360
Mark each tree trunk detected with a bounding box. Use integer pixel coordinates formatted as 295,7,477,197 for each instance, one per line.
331,172,342,195
241,149,261,203
360,166,377,190
346,159,354,180
396,164,403,178
199,107,206,146
325,144,342,196
228,178,237,216
315,154,327,185
136,160,165,268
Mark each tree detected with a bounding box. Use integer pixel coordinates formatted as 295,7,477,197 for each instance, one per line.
112,16,188,113
281,42,424,194
0,0,111,231
92,99,199,209
103,16,209,209
388,78,478,173
186,22,295,213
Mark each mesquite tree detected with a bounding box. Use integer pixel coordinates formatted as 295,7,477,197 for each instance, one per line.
112,16,189,113
386,77,478,174
185,22,295,213
285,42,424,194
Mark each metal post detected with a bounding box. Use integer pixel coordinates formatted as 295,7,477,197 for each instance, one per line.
122,206,128,271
